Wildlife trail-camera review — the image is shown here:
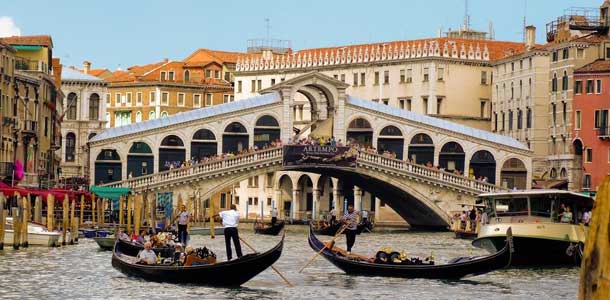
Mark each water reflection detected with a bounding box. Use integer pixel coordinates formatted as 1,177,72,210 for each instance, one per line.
0,227,578,300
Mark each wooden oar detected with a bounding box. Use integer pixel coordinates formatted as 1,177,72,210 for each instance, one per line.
239,236,293,287
299,224,348,273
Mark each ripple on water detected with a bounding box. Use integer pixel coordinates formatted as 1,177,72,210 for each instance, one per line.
0,228,578,300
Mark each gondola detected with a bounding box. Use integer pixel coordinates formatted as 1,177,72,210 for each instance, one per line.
307,225,513,279
313,222,372,236
112,232,285,286
93,236,115,250
116,238,175,258
254,220,285,236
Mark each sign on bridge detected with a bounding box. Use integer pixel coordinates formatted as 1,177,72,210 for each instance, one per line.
283,145,357,168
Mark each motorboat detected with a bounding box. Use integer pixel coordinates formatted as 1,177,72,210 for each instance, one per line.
4,217,61,247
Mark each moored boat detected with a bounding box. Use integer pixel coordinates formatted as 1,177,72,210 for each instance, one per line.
112,232,285,286
94,236,115,250
3,218,61,247
254,220,285,236
472,189,593,266
308,225,513,279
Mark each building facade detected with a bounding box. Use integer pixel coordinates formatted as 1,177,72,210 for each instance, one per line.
0,35,63,187
59,64,107,180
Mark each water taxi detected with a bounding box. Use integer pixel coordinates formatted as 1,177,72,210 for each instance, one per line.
4,217,61,247
472,189,593,266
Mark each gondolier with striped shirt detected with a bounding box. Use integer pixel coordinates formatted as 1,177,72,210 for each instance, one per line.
340,205,360,254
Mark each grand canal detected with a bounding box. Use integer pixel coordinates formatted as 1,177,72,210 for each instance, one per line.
0,226,578,300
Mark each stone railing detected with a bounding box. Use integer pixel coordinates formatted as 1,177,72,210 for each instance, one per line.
102,146,499,194
356,151,498,194
102,147,284,191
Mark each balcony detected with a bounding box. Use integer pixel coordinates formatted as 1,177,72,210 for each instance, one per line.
0,162,14,177
598,126,610,140
22,120,38,135
15,58,47,73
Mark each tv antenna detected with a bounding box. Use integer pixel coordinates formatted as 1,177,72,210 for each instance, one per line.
265,18,271,41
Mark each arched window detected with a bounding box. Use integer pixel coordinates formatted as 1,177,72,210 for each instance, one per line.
255,115,280,127
184,70,190,82
224,122,247,133
135,111,142,122
161,135,184,147
348,118,372,129
89,93,99,120
380,125,402,136
562,71,568,91
552,73,558,92
410,133,433,145
88,132,97,140
149,111,156,120
193,129,216,140
161,111,168,118
67,93,77,120
65,132,76,162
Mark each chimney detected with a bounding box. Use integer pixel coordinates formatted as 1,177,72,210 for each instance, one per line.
525,26,536,50
83,61,91,74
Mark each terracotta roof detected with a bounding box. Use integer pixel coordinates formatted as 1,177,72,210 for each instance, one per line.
0,35,53,47
184,49,242,64
88,69,109,77
569,33,610,44
237,37,526,63
575,59,610,73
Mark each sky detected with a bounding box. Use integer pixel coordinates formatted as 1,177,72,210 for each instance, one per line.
0,0,603,70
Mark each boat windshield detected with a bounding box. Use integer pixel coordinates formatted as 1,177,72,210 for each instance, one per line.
493,197,528,217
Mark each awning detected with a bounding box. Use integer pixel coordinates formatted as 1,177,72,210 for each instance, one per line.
532,179,569,189
13,45,42,51
90,186,131,200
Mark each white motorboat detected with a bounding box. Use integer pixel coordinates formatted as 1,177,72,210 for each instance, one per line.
3,217,61,247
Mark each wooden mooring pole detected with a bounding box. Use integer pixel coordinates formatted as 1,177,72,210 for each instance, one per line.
70,198,76,244
119,195,124,230
47,194,55,232
34,196,41,224
0,193,5,250
12,207,20,250
62,195,69,246
21,196,28,248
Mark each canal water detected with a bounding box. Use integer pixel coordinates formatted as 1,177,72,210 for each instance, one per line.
0,226,578,300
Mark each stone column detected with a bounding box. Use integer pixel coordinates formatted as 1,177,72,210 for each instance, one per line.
353,186,363,212
464,154,471,178
333,89,347,143
291,189,300,222
312,189,320,221
428,62,437,115
280,88,294,144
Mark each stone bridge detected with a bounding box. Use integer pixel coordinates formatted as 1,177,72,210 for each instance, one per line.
90,72,532,228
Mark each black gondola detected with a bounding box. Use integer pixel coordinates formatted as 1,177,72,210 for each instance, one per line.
116,238,175,258
112,232,285,286
254,220,285,236
313,222,373,236
307,225,513,279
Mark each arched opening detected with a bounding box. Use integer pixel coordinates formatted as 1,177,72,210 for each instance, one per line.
159,135,185,171
191,128,217,159
89,93,100,120
573,139,583,156
94,149,121,184
278,174,293,219
377,125,404,159
470,150,496,183
184,70,190,82
346,118,372,147
149,111,156,120
316,175,335,213
135,111,142,122
88,132,97,140
500,158,527,189
254,115,280,149
560,167,567,179
297,174,314,220
127,142,153,178
222,122,248,153
65,132,76,162
67,92,77,120
439,142,465,173
550,168,558,179
408,133,434,165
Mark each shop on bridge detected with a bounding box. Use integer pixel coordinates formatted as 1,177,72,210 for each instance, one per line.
254,115,280,149
191,128,217,160
408,133,434,165
94,149,122,184
500,158,528,189
222,122,249,153
346,118,373,147
127,142,153,178
438,142,465,173
470,150,496,184
377,125,404,159
159,135,185,171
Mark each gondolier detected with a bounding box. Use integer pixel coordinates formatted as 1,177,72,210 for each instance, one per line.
340,205,360,254
330,207,337,225
271,207,278,226
218,204,243,260
172,205,190,245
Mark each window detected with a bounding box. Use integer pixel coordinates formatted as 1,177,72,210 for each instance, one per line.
399,98,405,109
406,98,412,111
177,93,185,106
480,101,487,118
508,110,513,130
135,111,142,122
105,93,110,106
161,92,169,105
267,198,272,206
562,102,567,124
562,71,568,91
251,80,256,92
575,80,583,94
383,70,389,84
595,110,608,129
575,111,581,129
399,69,405,83
607,48,610,59
266,172,274,188
481,71,487,85
160,71,166,80
340,74,346,83
552,73,557,92
44,117,48,136
205,93,213,106
126,92,132,106
205,69,211,78
212,70,219,79
333,74,338,80
382,98,389,105
501,111,505,131
374,71,380,85
248,197,253,205
586,80,594,93
406,69,412,83
519,60,523,70
519,80,523,98
271,78,276,86
552,51,558,62
67,93,77,120
168,71,174,81
517,109,523,129
234,196,239,205
586,148,593,163
597,79,602,94
149,111,156,120
136,92,142,106
562,48,569,59
422,97,428,114
527,108,532,128
584,174,592,189
114,93,121,106
423,67,429,82
184,70,190,82
161,111,168,118
237,80,242,93
105,112,110,128
511,82,514,99
257,80,262,91
149,91,155,105
193,94,201,107
360,73,366,85
352,73,358,86
494,112,498,131
89,93,99,120
436,97,443,114
223,94,231,103
437,67,444,81
511,62,515,72
248,176,259,188
552,103,557,125
65,133,75,162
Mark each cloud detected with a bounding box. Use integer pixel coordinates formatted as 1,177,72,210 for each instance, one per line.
0,17,21,37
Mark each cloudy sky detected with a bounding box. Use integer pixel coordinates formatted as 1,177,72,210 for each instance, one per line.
0,0,602,70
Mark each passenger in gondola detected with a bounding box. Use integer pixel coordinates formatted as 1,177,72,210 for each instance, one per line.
184,246,217,266
172,243,185,265
340,205,360,254
271,207,278,226
120,230,129,240
137,242,157,265
130,231,139,243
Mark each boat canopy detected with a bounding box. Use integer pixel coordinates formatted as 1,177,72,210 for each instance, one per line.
90,186,130,200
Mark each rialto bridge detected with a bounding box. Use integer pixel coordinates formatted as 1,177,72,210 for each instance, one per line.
90,72,532,228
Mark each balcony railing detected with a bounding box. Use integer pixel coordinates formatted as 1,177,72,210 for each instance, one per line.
598,126,610,139
15,58,47,73
22,120,38,133
0,162,14,177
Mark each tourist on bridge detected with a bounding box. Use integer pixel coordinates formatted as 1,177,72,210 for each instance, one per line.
271,207,279,226
172,205,191,245
217,204,243,261
340,205,360,254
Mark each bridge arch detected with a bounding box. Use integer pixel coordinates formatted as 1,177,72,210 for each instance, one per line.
94,149,121,185
127,141,153,178
222,121,249,153
254,114,281,149
408,133,435,165
377,125,404,159
438,141,465,173
346,116,373,147
159,135,185,171
191,128,218,160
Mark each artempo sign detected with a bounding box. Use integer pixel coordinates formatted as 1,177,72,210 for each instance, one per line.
283,145,357,168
